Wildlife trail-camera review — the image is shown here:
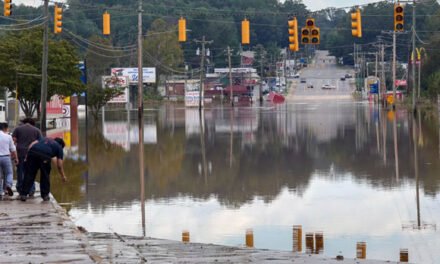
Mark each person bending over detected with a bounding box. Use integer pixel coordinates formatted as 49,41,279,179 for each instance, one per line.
20,137,67,202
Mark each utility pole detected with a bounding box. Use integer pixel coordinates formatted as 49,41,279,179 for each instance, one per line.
381,43,386,102
392,30,397,109
411,0,417,112
227,46,234,107
137,0,145,237
194,37,212,111
259,53,264,103
418,54,421,99
375,52,378,78
354,44,357,90
39,0,49,135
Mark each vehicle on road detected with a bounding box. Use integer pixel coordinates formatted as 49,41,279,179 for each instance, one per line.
300,78,306,83
307,84,314,88
345,73,352,78
340,77,346,81
293,73,300,78
322,84,336,89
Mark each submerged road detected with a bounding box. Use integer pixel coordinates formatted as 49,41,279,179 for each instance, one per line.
287,50,355,100
0,185,399,263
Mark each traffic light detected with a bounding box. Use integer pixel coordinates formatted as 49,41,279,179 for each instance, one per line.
54,5,62,34
301,18,318,45
311,27,320,44
288,17,298,51
351,9,362,38
394,4,404,32
103,11,110,35
301,28,310,44
242,18,250,45
178,17,186,42
306,18,315,27
4,0,11,17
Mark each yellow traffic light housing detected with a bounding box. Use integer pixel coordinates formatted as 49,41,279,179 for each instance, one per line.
103,12,110,35
302,18,318,45
54,5,63,34
351,9,362,38
311,27,320,44
305,18,315,28
242,18,250,45
394,4,404,32
178,17,187,42
4,0,12,17
288,17,298,51
301,28,310,44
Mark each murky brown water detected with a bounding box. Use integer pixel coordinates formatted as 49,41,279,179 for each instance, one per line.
52,101,440,263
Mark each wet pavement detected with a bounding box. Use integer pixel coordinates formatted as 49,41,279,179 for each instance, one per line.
48,98,440,263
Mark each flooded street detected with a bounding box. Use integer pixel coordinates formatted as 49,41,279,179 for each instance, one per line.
52,101,440,263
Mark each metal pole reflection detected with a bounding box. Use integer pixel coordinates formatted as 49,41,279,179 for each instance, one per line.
376,110,380,154
229,107,234,168
199,109,208,184
412,115,420,229
393,112,399,181
382,110,387,165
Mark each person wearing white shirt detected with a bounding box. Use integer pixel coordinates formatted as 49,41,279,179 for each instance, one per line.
0,122,18,200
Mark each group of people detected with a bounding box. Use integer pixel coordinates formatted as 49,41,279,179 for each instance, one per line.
0,118,67,202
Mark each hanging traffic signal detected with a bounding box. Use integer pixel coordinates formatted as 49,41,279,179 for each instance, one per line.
242,18,250,45
103,11,110,35
302,18,318,45
288,17,298,51
394,4,404,32
54,5,62,34
4,0,11,16
301,28,310,44
311,27,320,44
178,17,187,42
305,18,315,28
351,9,362,38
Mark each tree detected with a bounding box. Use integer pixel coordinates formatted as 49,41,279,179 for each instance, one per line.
0,29,85,117
143,18,184,91
86,83,123,121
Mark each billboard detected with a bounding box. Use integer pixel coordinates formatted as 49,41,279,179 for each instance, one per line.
111,67,156,83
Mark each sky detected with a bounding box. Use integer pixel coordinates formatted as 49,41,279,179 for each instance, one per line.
304,0,380,11
13,0,380,10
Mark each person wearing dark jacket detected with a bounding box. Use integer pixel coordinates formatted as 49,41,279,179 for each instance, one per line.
19,137,67,202
12,118,42,195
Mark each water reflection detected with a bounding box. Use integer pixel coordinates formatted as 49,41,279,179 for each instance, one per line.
56,102,440,263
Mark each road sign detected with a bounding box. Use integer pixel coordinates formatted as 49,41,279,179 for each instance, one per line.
62,105,70,117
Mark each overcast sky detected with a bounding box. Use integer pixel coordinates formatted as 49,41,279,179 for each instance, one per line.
304,0,379,10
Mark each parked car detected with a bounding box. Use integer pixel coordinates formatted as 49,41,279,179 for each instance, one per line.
340,76,346,81
307,84,314,88
345,73,352,78
300,78,306,83
322,84,336,89
293,73,300,78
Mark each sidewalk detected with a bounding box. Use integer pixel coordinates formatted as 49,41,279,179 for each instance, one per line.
0,188,101,263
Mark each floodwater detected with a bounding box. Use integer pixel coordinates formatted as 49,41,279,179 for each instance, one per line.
51,101,440,263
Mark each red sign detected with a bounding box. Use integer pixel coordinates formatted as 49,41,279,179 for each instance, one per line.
395,80,407,87
46,95,63,115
